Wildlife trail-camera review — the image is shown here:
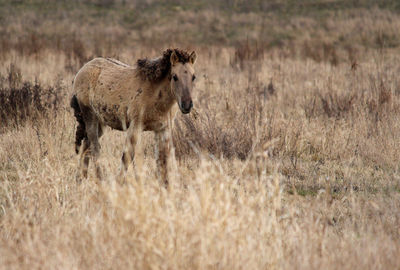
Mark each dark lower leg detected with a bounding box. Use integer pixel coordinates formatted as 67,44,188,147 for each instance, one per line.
78,139,90,180
118,126,138,183
156,131,170,187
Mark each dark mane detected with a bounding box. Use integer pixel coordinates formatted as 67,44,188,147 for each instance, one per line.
136,49,191,82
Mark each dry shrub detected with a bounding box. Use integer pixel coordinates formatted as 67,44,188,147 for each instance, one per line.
13,32,44,57
302,41,339,66
173,110,254,160
0,64,64,130
232,41,265,69
303,78,395,120
367,79,392,114
319,91,357,118
68,34,88,66
346,46,359,70
64,34,90,71
1,29,89,68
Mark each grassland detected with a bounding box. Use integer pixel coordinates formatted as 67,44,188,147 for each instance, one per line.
1,0,400,269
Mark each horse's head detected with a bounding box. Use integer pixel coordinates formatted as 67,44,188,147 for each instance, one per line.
170,50,197,114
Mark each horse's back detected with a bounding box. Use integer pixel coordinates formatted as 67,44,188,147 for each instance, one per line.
73,57,134,104
72,57,139,130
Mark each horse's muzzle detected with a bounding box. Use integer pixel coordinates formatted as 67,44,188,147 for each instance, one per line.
180,100,193,114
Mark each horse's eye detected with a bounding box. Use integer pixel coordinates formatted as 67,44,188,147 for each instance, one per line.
192,75,196,81
173,74,178,81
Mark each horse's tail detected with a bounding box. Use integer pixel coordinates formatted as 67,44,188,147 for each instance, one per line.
70,95,87,154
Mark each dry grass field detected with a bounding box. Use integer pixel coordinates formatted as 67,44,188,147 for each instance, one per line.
1,1,400,269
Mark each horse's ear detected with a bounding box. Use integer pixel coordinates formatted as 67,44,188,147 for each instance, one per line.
170,51,179,65
189,51,197,65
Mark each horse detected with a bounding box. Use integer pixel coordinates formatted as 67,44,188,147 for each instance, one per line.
70,49,197,186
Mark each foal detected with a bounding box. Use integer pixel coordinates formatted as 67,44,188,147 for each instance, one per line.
71,49,197,185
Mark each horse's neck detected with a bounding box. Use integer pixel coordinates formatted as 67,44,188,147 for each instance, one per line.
152,78,175,113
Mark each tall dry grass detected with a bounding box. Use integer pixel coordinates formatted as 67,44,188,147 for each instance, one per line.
1,46,399,269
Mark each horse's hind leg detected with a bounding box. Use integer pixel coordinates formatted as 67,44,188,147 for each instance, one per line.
78,138,90,180
80,107,103,181
87,120,103,180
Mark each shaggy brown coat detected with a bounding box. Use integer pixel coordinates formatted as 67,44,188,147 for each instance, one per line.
71,49,197,185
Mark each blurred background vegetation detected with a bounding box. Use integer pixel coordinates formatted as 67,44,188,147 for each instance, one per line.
2,0,400,63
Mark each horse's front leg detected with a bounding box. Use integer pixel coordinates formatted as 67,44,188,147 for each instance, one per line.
118,124,139,183
155,128,171,188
